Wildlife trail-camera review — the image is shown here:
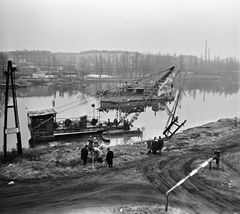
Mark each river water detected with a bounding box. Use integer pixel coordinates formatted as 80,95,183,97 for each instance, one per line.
0,78,239,151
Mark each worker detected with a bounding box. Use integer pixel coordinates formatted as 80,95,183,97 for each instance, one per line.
88,135,93,151
107,118,111,126
158,136,164,154
94,147,103,163
152,137,158,154
81,145,89,166
106,148,114,167
93,137,99,147
147,141,152,153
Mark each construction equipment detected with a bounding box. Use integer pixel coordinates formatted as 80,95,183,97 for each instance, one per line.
163,88,187,138
115,66,180,127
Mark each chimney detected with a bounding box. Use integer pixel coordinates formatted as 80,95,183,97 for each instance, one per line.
208,48,210,61
205,40,207,61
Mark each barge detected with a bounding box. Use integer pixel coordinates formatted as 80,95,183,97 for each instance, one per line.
27,108,142,143
98,66,177,104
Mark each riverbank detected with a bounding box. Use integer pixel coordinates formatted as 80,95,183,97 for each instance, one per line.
0,117,239,214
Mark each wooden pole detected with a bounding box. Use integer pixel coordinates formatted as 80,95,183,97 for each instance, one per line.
10,62,22,155
3,61,22,157
165,194,169,212
3,62,10,157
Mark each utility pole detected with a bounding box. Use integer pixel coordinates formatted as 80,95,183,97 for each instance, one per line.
3,61,22,157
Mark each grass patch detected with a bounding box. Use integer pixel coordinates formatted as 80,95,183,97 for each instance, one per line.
0,142,148,181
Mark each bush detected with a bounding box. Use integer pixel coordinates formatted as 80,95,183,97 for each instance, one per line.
0,149,20,164
22,149,41,161
58,157,82,168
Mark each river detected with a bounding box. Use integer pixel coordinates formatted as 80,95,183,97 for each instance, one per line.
0,77,239,151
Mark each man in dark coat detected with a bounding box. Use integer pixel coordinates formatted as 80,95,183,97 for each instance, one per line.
106,148,114,168
147,141,152,154
152,137,158,154
158,136,164,154
81,145,89,165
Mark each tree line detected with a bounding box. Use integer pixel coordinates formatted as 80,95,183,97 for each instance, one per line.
0,50,239,80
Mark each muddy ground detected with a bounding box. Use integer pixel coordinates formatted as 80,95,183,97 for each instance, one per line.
0,118,240,214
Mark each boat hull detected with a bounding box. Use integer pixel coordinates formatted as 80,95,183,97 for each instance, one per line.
100,95,174,103
29,125,142,144
106,128,142,136
101,131,111,141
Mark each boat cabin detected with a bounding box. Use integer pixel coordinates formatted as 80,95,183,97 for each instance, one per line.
125,86,145,95
27,109,57,131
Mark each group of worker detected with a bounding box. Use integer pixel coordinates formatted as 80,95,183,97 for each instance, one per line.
81,135,114,168
147,136,164,154
81,135,164,168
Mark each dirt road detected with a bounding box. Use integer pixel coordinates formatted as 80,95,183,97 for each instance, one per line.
0,120,240,214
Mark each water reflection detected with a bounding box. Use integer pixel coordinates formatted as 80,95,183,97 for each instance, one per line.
99,99,170,113
183,78,240,97
0,78,238,100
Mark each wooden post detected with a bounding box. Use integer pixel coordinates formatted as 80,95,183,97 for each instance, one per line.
165,194,169,212
214,150,220,169
3,61,22,157
3,62,10,157
11,63,22,156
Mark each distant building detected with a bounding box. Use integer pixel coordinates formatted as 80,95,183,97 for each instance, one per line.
178,55,198,70
32,71,46,78
15,59,40,77
86,74,113,79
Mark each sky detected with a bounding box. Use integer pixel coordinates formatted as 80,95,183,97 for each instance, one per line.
0,0,239,59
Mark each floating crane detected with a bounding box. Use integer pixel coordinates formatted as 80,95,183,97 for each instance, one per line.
115,66,180,127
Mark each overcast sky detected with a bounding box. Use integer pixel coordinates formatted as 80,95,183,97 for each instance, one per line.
0,0,239,59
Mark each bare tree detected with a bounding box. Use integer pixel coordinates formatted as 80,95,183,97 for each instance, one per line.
0,53,8,80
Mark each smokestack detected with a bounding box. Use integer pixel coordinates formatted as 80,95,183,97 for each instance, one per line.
205,40,207,61
208,48,210,61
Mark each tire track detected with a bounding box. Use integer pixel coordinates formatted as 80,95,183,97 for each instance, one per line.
141,144,240,213
0,139,240,213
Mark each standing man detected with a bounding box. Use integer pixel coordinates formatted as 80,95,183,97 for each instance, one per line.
88,135,93,151
93,137,99,148
152,137,158,154
234,117,237,128
147,141,152,154
94,147,103,163
158,136,164,154
106,148,114,168
81,145,89,166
